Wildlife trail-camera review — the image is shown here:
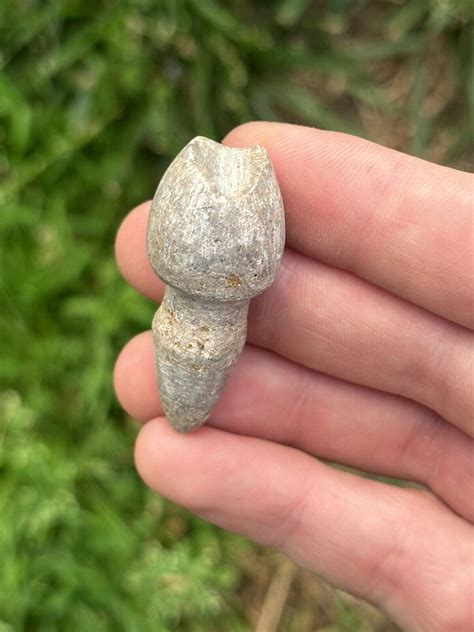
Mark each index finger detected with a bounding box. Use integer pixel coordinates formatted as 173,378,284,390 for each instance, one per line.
225,122,474,329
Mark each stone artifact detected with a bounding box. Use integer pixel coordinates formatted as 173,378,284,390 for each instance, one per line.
147,136,285,432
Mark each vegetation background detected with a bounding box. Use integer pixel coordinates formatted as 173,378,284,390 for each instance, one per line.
0,1,472,630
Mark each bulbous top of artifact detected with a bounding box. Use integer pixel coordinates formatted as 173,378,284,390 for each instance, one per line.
147,136,285,302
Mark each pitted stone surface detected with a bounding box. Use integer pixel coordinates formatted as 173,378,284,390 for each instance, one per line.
147,136,285,432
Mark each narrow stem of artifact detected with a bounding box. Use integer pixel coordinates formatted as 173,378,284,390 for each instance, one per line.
152,286,249,432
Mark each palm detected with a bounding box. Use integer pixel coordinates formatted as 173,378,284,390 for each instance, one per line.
114,123,473,631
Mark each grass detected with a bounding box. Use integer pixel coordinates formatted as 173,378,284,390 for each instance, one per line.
0,1,472,630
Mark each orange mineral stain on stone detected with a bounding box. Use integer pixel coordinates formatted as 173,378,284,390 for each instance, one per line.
226,273,242,287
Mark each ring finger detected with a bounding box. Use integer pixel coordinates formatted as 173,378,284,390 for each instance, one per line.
115,332,474,522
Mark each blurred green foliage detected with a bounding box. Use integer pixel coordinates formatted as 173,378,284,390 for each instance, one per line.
0,1,472,630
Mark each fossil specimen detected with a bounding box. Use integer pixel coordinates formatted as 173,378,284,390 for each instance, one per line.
147,136,285,432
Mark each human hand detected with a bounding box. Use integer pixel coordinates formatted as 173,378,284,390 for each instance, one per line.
114,122,473,631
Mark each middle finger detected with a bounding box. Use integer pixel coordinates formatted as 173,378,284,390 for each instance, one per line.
115,203,472,434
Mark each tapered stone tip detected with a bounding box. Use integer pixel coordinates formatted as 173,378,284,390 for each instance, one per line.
147,135,285,432
159,363,232,433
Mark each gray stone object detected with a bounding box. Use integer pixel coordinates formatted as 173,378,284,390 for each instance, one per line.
147,136,285,432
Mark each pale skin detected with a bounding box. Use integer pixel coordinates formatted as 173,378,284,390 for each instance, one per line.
114,122,474,631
